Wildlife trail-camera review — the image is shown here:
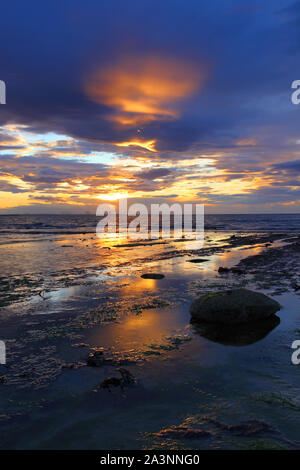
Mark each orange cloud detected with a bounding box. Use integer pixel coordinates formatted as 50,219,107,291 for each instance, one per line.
85,56,206,126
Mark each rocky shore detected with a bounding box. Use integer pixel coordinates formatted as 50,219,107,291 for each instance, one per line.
0,230,300,449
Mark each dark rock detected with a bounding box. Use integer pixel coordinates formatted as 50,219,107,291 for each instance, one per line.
141,273,165,279
87,349,111,367
218,266,245,275
190,288,281,325
231,267,245,275
99,377,121,389
0,376,7,384
218,266,230,273
188,259,209,263
99,368,135,390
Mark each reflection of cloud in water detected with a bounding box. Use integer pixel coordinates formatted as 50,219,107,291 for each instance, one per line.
120,277,158,297
92,307,187,353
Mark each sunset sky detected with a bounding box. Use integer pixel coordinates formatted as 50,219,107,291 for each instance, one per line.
1,0,300,213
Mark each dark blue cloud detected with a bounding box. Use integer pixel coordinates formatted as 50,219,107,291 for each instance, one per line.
0,0,299,153
1,0,300,213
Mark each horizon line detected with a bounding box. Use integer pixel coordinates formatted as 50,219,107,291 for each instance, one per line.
1,212,300,216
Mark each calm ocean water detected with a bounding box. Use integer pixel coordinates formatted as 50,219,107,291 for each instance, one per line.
0,212,300,449
0,213,300,235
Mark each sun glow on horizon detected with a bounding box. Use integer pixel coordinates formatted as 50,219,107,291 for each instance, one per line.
97,192,130,201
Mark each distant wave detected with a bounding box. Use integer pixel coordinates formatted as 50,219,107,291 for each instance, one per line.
0,230,95,235
0,213,300,235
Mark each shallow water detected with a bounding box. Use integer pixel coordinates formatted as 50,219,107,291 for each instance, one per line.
0,216,299,449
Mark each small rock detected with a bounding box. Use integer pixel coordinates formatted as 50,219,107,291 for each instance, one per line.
0,376,7,384
141,273,165,279
218,266,245,275
99,368,135,390
188,259,209,263
231,268,245,275
99,377,122,389
218,266,230,273
87,349,107,367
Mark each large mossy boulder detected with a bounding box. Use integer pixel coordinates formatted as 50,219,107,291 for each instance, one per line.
190,288,280,325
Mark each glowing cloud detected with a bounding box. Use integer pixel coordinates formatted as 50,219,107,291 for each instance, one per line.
98,192,129,201
85,56,206,126
116,139,156,152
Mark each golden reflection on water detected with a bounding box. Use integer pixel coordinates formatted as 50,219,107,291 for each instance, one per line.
121,277,158,297
10,231,278,356
94,238,274,354
96,232,271,285
92,307,186,353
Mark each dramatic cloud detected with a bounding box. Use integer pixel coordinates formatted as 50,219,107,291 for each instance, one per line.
1,0,300,212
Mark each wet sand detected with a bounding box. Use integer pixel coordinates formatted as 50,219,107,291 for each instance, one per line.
0,231,300,449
